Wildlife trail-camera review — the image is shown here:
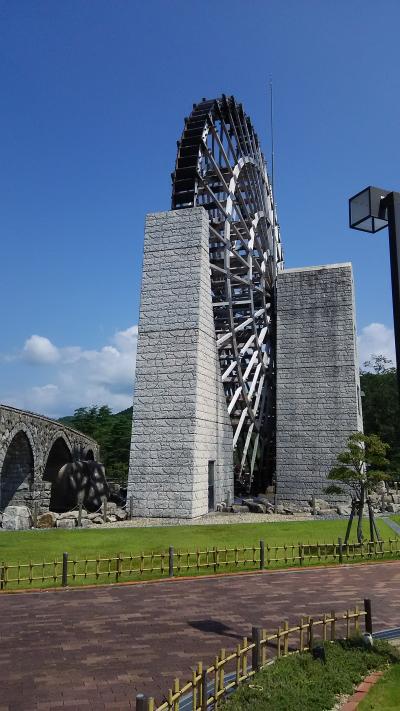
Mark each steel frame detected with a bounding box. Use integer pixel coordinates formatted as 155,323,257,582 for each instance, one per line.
172,96,283,491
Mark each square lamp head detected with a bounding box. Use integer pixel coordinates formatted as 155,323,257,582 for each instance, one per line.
349,186,390,233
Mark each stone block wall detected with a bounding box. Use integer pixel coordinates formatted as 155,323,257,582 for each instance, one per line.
128,208,233,518
276,263,362,504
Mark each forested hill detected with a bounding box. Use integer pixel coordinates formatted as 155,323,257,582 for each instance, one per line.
59,406,132,484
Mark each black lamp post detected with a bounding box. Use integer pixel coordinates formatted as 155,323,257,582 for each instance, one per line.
349,186,400,401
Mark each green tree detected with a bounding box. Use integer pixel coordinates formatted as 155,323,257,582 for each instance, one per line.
360,355,400,471
59,406,132,485
325,432,390,544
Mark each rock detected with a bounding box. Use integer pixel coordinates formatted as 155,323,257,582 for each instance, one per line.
115,508,127,521
337,505,352,516
316,508,337,516
106,502,117,514
248,502,267,514
2,505,32,530
310,498,331,510
107,514,117,523
37,512,58,529
376,480,387,495
283,504,301,514
264,501,275,512
231,504,250,514
59,510,76,520
255,494,273,505
59,509,88,520
89,515,104,524
56,518,76,528
386,503,400,513
78,519,91,528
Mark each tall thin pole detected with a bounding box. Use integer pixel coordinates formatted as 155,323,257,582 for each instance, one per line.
385,192,400,404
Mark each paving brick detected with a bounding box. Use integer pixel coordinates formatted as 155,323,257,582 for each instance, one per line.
0,562,399,708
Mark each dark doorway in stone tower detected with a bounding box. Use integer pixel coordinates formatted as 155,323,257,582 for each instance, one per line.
208,461,215,512
43,437,73,512
0,431,34,510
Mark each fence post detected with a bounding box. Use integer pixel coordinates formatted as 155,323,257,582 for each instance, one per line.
129,495,134,520
214,546,218,573
312,495,316,516
62,552,68,587
116,552,122,583
260,540,265,570
78,503,83,528
338,537,343,564
308,617,314,649
135,694,149,711
364,598,373,634
283,620,289,655
330,610,336,641
103,499,107,523
0,563,4,591
201,669,208,711
251,626,262,671
169,546,174,577
299,543,304,565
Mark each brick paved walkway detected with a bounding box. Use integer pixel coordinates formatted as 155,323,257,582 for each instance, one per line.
1,561,400,710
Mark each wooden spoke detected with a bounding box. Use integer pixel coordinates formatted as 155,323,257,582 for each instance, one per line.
171,96,283,491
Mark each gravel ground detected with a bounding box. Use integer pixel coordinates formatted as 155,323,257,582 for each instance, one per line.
98,511,317,528
87,510,389,529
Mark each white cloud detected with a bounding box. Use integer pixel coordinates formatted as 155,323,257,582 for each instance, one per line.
7,320,395,418
23,335,60,364
357,322,396,368
2,326,138,418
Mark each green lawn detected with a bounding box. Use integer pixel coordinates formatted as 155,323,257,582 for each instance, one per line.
0,518,397,590
220,638,399,711
1,518,396,562
359,663,400,710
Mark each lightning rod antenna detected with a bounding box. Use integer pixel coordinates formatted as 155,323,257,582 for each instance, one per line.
269,77,275,196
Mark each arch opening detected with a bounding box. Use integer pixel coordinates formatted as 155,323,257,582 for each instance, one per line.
43,437,73,512
85,449,95,461
0,431,34,510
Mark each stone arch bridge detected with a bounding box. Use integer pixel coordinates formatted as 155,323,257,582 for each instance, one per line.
0,404,99,513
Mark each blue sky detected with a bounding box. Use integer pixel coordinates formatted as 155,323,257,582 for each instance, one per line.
1,0,399,417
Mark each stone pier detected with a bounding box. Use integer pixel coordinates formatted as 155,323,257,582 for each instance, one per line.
127,208,233,518
276,263,363,504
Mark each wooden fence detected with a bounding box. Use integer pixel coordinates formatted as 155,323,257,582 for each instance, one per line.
0,537,399,590
135,601,372,710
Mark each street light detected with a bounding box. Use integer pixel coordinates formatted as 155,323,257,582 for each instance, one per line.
349,186,400,401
